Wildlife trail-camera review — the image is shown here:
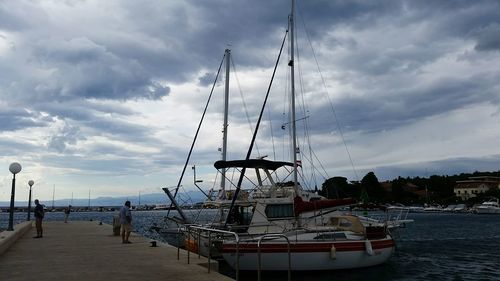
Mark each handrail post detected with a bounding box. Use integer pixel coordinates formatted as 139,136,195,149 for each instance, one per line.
177,227,181,260
187,227,191,264
208,232,212,273
236,238,240,281
287,240,291,281
186,226,240,281
257,234,291,281
258,239,262,281
198,230,202,259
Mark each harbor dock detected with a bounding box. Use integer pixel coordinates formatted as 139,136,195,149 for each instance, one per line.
0,221,234,281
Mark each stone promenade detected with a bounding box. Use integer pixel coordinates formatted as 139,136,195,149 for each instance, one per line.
0,221,233,281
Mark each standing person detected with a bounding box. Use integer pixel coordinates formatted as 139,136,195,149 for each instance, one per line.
64,205,71,223
34,199,44,238
119,201,132,244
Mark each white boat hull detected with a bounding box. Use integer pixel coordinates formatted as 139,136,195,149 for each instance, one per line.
475,199,500,214
221,238,395,271
476,208,500,214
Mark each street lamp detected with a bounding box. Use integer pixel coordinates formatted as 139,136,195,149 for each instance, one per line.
8,162,22,231
27,180,34,221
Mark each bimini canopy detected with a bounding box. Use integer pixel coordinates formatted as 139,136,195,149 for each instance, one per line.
214,159,294,171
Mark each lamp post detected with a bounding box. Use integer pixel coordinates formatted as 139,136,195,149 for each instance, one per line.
27,180,34,221
8,162,22,231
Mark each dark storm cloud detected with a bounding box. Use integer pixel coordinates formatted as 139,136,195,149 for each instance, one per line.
0,107,52,131
41,141,198,176
0,137,39,156
0,1,44,31
85,118,152,142
474,23,500,52
47,123,83,153
31,99,157,148
3,0,500,100
198,72,217,87
40,154,152,175
31,37,170,101
296,0,402,33
296,71,499,136
275,0,500,137
1,0,500,184
35,100,136,122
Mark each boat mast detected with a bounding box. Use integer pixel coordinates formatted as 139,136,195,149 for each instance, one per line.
289,0,299,192
165,52,226,222
220,49,230,199
52,184,55,209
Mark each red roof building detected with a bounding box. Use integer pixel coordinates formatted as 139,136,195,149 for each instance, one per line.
454,176,500,200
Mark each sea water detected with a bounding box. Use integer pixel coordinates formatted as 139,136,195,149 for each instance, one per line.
1,210,499,281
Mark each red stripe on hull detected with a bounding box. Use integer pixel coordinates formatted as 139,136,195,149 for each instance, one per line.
221,239,395,253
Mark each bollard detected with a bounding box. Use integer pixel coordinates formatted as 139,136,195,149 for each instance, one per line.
112,216,121,236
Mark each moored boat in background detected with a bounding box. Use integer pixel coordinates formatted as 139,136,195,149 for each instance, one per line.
475,198,500,214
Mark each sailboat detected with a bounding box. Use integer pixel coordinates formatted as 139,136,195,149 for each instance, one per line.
210,0,396,271
165,0,400,272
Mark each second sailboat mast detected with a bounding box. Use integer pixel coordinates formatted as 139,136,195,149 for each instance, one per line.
221,49,230,195
289,0,299,190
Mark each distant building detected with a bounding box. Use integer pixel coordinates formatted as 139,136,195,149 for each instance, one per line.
380,181,426,199
380,182,392,192
454,176,500,200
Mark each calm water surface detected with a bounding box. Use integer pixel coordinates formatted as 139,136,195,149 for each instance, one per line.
1,210,499,281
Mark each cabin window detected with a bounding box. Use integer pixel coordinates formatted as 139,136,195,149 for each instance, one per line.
314,233,347,240
265,204,294,219
339,219,353,228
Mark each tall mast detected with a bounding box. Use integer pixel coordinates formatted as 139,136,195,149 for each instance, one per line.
289,0,299,191
52,184,55,209
220,48,230,198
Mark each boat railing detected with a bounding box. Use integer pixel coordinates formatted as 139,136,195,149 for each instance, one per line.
257,234,291,281
359,208,411,227
388,208,411,224
186,225,241,281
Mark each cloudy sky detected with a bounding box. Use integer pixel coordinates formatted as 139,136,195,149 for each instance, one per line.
1,0,500,203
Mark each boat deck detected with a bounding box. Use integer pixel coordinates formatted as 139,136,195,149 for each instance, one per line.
0,221,233,281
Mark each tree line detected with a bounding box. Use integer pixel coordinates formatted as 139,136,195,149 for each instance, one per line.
318,170,500,206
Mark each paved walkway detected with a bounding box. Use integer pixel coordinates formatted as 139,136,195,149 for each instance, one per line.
0,221,233,281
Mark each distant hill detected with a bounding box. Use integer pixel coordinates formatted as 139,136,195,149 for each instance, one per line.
0,190,207,207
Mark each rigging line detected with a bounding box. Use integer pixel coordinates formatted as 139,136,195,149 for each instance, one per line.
205,171,220,202
295,18,316,188
224,27,289,227
166,51,226,218
310,147,331,182
291,25,313,190
297,4,359,181
267,108,277,160
230,57,261,156
217,166,260,193
295,148,328,183
294,31,321,190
